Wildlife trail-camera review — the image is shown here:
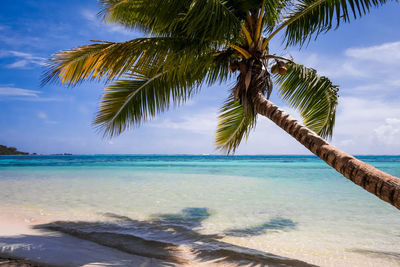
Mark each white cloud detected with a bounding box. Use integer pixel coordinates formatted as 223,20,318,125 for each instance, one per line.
145,105,310,155
387,79,400,87
81,9,132,36
290,52,367,79
152,110,218,134
228,97,400,155
145,95,400,155
374,118,400,145
7,60,28,69
0,87,40,97
81,9,98,23
331,97,400,154
37,111,48,120
345,41,400,65
290,40,400,100
37,111,58,124
235,115,309,155
0,86,64,102
0,50,46,69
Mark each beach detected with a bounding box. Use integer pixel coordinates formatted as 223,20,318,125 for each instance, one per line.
1,155,399,266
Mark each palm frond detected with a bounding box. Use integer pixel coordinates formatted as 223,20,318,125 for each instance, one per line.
215,95,257,154
43,37,216,86
283,0,392,47
207,48,236,85
99,0,243,42
99,0,188,35
93,48,233,137
94,67,201,137
261,0,287,32
183,0,242,41
274,62,338,138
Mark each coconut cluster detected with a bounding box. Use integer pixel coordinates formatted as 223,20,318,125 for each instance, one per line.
271,60,287,75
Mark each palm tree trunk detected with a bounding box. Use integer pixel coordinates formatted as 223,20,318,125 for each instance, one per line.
252,91,400,210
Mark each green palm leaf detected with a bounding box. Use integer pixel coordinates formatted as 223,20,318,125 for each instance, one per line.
283,0,392,47
215,96,257,154
208,48,236,85
262,0,287,32
99,0,242,42
274,62,338,138
99,0,189,35
93,49,232,136
43,37,216,86
95,68,200,137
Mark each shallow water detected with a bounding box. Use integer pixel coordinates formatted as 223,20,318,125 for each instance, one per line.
1,155,400,266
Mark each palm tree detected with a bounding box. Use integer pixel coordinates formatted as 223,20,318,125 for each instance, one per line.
43,0,400,210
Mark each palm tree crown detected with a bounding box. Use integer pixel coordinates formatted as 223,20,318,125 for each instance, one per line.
44,0,390,152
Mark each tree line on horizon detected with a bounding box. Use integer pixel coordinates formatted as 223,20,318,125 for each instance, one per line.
0,145,30,155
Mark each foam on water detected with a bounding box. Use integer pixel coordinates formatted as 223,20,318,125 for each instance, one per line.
1,155,400,266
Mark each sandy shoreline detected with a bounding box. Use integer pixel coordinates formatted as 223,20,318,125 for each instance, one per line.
1,207,400,267
0,210,174,267
0,209,318,267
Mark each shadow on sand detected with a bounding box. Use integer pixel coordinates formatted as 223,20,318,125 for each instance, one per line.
29,207,317,266
224,217,296,237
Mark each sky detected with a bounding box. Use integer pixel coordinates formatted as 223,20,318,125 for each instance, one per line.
0,0,399,155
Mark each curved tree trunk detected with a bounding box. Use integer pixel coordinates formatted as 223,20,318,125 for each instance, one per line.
252,91,400,210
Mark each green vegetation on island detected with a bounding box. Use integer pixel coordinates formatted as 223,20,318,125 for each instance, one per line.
0,145,29,155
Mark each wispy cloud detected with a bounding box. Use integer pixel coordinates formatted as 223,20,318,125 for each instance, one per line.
374,118,400,145
37,111,48,120
331,96,400,153
0,86,63,102
37,111,58,124
345,41,400,65
81,9,133,36
0,50,46,69
0,86,40,97
152,110,218,135
145,95,400,154
290,40,400,99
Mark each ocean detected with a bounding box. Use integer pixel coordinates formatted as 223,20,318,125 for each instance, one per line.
1,155,399,266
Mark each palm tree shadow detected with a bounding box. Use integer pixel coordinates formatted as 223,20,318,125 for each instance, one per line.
223,218,297,237
35,207,318,266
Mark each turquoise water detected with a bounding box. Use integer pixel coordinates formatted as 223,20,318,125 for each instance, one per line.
1,155,400,266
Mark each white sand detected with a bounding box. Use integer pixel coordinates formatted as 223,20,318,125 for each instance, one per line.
0,210,178,266
0,210,248,267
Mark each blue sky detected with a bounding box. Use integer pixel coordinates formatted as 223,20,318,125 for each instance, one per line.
0,0,399,155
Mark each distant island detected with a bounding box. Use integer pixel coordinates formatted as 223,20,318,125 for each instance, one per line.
0,145,30,155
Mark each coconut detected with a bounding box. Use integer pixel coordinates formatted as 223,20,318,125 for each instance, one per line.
277,61,287,75
279,65,287,75
271,64,279,74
